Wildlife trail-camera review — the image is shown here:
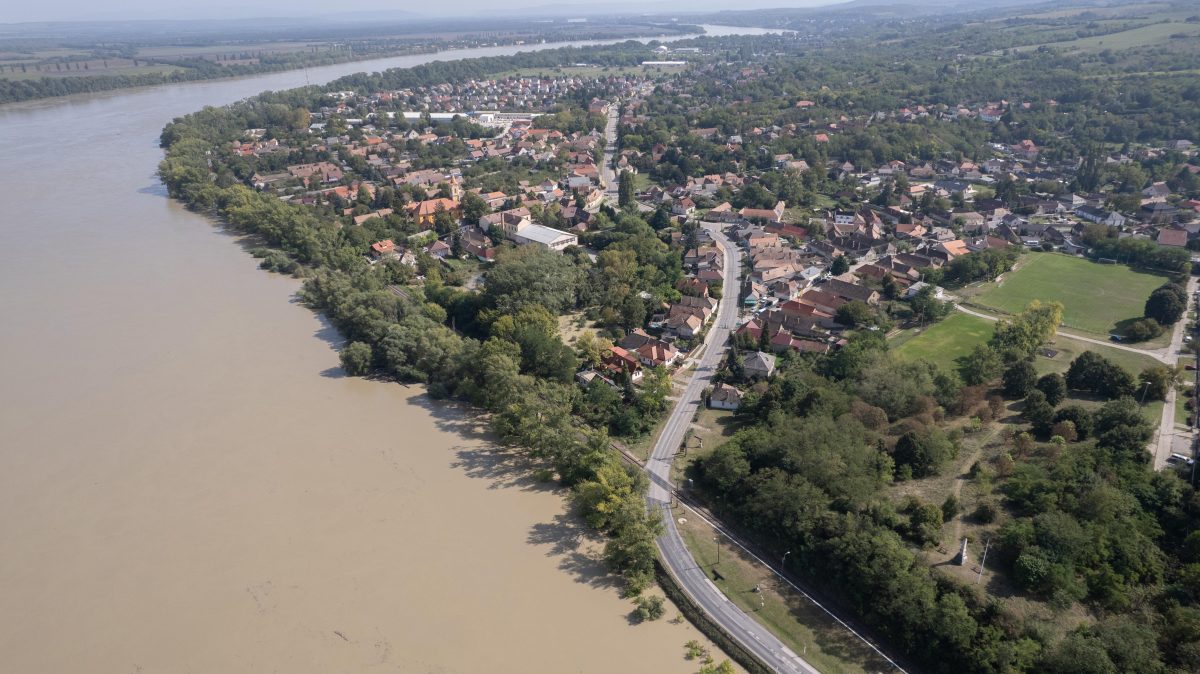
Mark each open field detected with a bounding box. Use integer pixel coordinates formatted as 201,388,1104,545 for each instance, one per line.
1017,20,1200,52
134,41,331,59
676,514,896,674
892,310,1162,380
1034,333,1163,379
1015,3,1172,21
892,312,995,367
968,253,1168,337
0,63,184,80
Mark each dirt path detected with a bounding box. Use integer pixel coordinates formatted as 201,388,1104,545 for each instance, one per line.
947,425,1001,551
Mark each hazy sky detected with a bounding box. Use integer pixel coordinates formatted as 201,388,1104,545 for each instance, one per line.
2,0,840,24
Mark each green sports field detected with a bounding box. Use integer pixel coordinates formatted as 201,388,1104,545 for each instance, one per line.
892,312,995,367
970,253,1168,337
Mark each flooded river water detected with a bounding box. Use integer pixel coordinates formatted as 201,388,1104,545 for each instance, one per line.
0,26,775,673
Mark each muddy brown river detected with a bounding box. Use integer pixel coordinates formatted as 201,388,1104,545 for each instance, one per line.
0,27,773,673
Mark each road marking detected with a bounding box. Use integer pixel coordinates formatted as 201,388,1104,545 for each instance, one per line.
703,578,727,601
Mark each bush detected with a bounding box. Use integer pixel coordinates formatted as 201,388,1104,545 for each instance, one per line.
972,503,998,523
259,250,300,274
1124,317,1163,343
632,594,665,622
942,494,960,521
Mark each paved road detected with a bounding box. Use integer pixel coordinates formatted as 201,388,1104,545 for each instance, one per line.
1152,274,1199,469
600,106,620,196
645,224,819,674
953,303,1174,364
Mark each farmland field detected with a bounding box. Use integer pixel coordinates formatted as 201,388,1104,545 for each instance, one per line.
968,253,1168,337
1016,20,1200,52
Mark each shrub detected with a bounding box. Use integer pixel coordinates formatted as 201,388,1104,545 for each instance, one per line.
972,503,998,523
633,595,665,622
1124,317,1163,342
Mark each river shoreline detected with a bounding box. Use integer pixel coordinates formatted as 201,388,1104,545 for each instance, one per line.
0,28,785,673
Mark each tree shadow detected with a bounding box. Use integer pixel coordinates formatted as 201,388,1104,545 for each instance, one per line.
408,394,494,444
310,314,345,350
527,512,622,592
777,588,898,673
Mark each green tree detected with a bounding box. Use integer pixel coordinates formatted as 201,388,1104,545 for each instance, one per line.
1124,317,1164,342
1139,366,1171,402
1022,389,1055,433
1003,359,1038,399
1145,283,1187,325
1035,372,1067,406
1066,351,1136,399
339,341,373,376
958,344,1003,385
909,284,951,325
830,254,850,275
835,300,876,328
460,190,488,225
618,169,635,207
484,246,582,314
894,427,956,478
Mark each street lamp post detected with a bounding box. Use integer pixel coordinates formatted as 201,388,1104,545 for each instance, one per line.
714,535,720,565
782,550,792,569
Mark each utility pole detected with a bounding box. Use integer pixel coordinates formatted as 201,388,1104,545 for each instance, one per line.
976,538,991,584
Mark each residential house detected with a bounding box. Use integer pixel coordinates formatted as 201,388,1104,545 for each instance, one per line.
369,239,397,259
601,346,643,383
406,197,461,228
742,351,777,380
709,383,743,411
1157,228,1189,248
739,201,786,224
821,278,880,306
636,341,680,369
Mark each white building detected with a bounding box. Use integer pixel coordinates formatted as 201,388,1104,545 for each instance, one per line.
512,223,578,252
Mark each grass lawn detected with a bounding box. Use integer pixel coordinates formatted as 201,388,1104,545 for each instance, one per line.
970,253,1168,338
892,312,995,367
1033,333,1162,379
676,515,897,674
892,308,1163,383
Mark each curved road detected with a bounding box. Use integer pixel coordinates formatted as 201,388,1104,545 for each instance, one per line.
645,224,818,673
